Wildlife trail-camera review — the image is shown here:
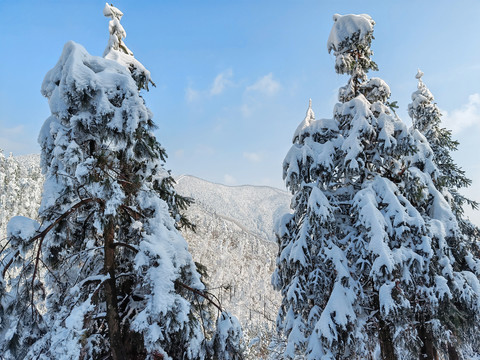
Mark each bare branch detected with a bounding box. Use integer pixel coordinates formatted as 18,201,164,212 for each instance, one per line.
120,204,143,220
112,242,138,253
30,197,103,316
175,280,223,313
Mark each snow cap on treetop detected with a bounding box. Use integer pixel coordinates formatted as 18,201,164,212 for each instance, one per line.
416,69,424,80
103,3,123,20
293,98,316,142
327,13,377,77
102,3,154,90
307,98,313,118
327,13,375,53
103,3,132,57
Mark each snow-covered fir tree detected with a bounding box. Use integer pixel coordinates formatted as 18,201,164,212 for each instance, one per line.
273,13,480,360
0,152,44,358
409,69,479,237
407,70,480,358
0,216,45,359
0,152,43,244
0,150,7,241
272,97,360,359
1,4,242,359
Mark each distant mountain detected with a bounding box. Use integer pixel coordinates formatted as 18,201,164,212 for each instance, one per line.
175,175,291,242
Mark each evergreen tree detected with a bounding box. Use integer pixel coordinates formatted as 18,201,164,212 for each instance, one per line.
0,150,6,241
1,4,242,359
408,69,479,236
0,152,45,358
407,70,480,358
3,154,21,235
272,99,356,358
0,152,43,244
0,216,45,360
273,13,480,359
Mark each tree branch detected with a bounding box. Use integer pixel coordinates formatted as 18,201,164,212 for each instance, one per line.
113,242,138,253
30,197,103,316
175,280,223,313
120,204,143,221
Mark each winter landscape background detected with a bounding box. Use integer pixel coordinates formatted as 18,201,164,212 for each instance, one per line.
0,1,479,226
1,1,480,359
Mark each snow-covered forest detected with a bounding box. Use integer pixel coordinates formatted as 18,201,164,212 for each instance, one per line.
1,4,480,360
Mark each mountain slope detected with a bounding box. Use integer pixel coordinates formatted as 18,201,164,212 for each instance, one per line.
175,175,291,357
176,175,291,242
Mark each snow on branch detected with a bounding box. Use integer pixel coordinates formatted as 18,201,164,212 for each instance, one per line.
327,13,377,77
327,14,374,54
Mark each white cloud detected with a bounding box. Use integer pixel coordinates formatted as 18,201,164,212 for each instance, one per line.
186,69,234,102
240,104,252,117
246,73,281,96
243,151,262,163
185,86,200,102
223,174,236,185
210,69,233,95
174,149,185,159
442,93,480,134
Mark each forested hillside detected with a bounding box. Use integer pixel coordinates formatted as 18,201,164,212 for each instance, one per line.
0,155,291,358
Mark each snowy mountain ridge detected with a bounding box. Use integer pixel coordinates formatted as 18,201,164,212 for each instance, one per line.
175,174,291,242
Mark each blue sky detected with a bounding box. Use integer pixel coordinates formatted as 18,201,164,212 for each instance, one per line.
1,0,479,224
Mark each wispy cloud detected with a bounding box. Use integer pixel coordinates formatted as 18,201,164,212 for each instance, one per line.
240,104,252,118
210,69,233,95
185,87,200,102
442,93,480,134
186,69,233,102
243,151,262,163
246,73,280,96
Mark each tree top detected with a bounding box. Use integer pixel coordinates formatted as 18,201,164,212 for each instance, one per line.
416,69,424,80
327,13,375,54
103,3,123,21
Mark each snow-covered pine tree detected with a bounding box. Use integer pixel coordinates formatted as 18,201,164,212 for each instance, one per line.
0,150,6,242
272,98,359,359
406,70,480,358
273,13,479,360
0,152,45,358
0,216,45,360
409,69,479,236
1,154,21,240
0,153,43,244
0,4,242,359
274,14,411,359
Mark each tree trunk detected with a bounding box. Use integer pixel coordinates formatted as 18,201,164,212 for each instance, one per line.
104,216,126,360
378,317,396,360
418,325,438,360
374,293,396,360
447,343,459,360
